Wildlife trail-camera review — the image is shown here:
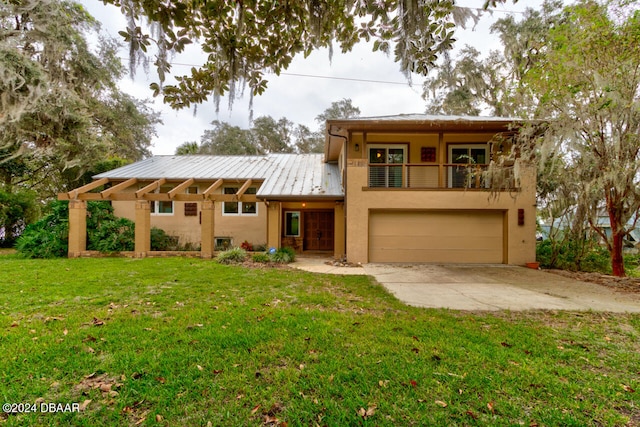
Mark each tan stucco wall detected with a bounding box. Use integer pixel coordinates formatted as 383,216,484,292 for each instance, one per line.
112,184,267,248
344,131,536,265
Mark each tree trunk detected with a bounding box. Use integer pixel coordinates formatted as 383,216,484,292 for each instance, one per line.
610,231,625,277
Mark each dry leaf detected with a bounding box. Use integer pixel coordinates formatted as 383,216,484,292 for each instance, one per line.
63,329,68,336
435,400,447,407
357,405,377,419
622,384,635,393
79,400,91,411
250,404,261,415
604,336,611,341
410,380,418,388
487,401,495,413
213,369,223,375
85,346,95,354
92,317,104,326
197,365,204,371
155,414,163,422
83,335,97,342
263,415,279,424
155,377,166,384
466,410,478,420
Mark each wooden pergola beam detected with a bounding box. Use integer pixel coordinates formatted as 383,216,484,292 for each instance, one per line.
236,179,253,199
168,178,195,199
67,177,109,199
135,178,166,198
100,178,138,199
203,178,224,198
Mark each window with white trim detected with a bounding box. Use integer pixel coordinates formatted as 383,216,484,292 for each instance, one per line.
150,186,173,215
222,187,258,215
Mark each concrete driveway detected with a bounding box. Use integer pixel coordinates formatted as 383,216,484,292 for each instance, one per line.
363,263,640,312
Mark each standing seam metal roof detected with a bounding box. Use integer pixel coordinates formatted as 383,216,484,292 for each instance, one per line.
94,153,343,198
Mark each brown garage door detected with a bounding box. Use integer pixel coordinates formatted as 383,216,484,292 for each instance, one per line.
369,210,504,263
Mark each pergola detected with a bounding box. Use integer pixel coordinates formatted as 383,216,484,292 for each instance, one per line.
59,177,259,258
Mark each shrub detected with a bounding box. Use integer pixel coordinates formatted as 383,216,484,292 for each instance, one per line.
15,201,69,258
253,243,267,252
240,240,253,251
536,238,611,274
216,247,247,264
17,200,139,258
252,252,271,263
0,189,39,247
89,217,135,253
150,227,180,251
270,246,296,263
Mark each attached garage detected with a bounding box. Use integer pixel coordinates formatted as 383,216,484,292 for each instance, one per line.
368,210,505,263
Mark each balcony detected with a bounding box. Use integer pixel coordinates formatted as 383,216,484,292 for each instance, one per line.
367,163,517,190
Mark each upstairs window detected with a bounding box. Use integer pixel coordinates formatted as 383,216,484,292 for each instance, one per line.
368,144,407,188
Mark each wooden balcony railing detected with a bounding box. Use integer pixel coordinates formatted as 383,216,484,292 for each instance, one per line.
367,163,517,189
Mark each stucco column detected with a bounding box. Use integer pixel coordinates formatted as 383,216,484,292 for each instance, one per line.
266,201,281,249
334,202,345,260
134,200,151,258
68,200,87,258
200,200,215,259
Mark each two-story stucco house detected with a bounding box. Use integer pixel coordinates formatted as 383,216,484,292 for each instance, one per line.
60,114,537,265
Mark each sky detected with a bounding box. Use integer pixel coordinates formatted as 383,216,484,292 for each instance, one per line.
78,0,540,155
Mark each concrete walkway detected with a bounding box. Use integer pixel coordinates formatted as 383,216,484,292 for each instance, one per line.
290,257,640,312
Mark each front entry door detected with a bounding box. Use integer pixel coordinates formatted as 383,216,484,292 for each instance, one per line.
303,211,334,251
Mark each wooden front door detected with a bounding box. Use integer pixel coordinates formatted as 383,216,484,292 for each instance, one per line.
303,211,334,251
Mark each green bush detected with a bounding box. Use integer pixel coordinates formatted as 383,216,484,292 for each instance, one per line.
17,200,140,258
270,246,296,263
252,252,271,263
0,189,39,247
536,239,611,274
150,227,180,251
15,201,69,258
88,217,135,253
216,247,247,264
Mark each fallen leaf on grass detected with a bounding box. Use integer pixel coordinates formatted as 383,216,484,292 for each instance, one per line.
501,342,512,348
411,347,419,354
155,414,163,422
466,410,478,420
264,415,279,425
155,377,165,384
63,329,68,336
357,405,377,419
378,380,389,388
487,401,496,413
250,404,261,415
92,317,104,326
435,400,447,408
622,384,635,393
79,400,91,411
410,380,418,388
197,365,204,371
83,335,97,342
85,346,95,354
213,369,223,375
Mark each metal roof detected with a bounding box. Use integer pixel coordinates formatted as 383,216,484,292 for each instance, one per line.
94,154,344,199
331,113,525,123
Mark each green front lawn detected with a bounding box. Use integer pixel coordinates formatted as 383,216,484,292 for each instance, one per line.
1,256,638,426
